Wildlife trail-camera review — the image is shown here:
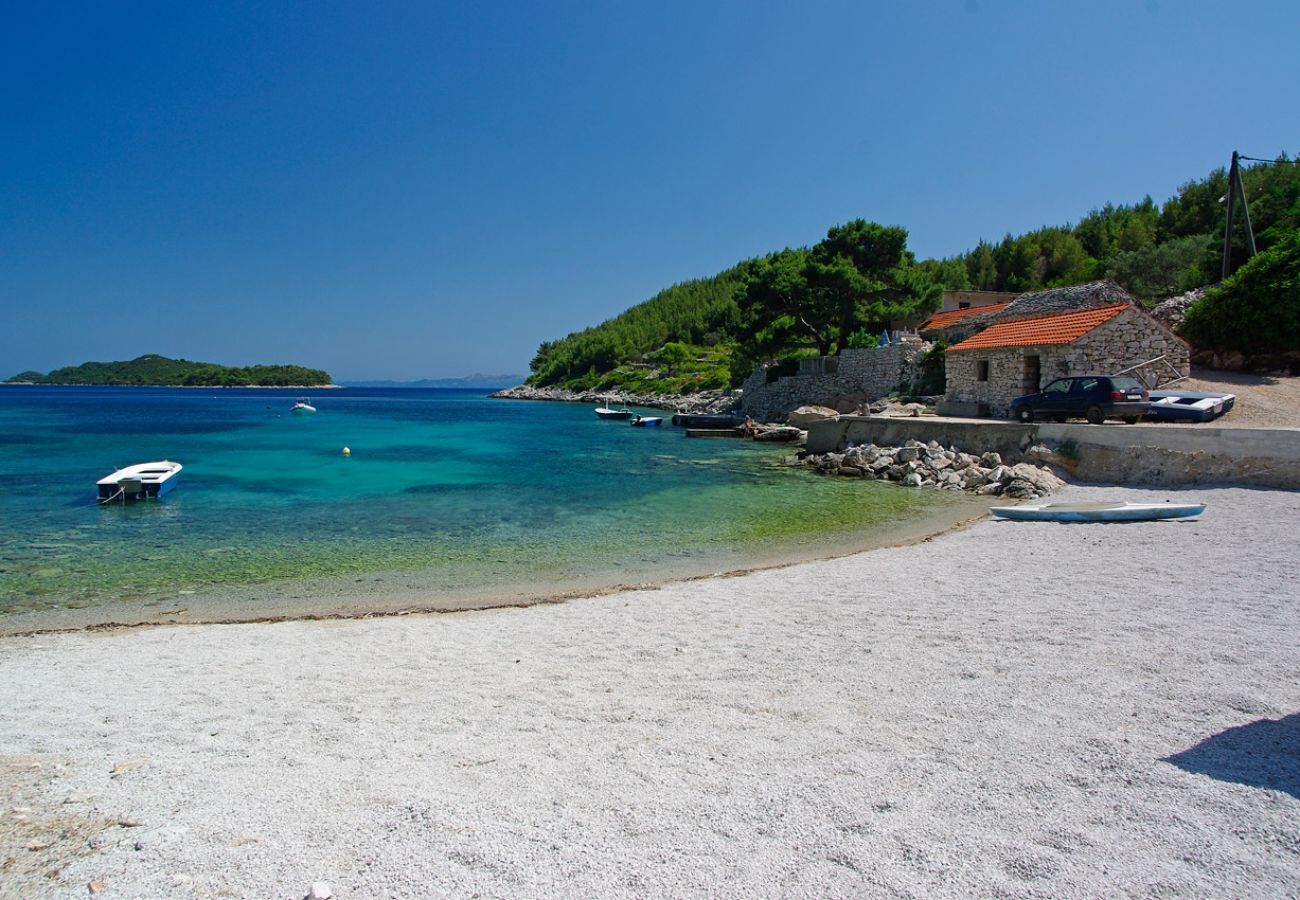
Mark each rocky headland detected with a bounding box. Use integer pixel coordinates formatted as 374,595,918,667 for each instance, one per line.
491,384,739,414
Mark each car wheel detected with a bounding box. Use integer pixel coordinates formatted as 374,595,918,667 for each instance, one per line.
1085,405,1104,425
1123,416,1140,425
1017,407,1034,423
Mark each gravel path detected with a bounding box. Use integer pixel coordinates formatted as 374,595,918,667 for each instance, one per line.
1,483,1298,898
1180,368,1300,429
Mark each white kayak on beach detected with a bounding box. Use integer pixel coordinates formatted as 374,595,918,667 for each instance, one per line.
991,500,1206,522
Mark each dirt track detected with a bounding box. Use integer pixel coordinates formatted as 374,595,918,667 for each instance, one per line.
1178,367,1300,428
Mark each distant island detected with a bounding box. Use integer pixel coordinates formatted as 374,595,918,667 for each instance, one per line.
5,354,334,387
343,374,526,389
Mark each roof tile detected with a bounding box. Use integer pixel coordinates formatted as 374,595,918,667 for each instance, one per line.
945,304,1129,352
918,302,1012,331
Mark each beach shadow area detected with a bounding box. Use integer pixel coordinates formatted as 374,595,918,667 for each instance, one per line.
1164,712,1300,799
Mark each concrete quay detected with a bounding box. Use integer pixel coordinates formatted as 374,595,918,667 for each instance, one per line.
807,415,1300,489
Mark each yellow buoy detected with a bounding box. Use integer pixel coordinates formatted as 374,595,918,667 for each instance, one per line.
341,446,351,457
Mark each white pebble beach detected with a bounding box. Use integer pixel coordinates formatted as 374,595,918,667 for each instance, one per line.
1,482,1298,898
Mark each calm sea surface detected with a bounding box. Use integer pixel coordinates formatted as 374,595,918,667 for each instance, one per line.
0,386,977,629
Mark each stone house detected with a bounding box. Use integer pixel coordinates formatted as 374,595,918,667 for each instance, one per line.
939,294,1190,418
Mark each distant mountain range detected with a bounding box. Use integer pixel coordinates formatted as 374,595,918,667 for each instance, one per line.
342,374,526,389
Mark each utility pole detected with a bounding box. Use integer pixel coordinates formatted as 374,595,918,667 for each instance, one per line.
1221,150,1258,279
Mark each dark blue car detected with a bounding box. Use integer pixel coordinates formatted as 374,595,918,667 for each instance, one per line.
1011,375,1150,424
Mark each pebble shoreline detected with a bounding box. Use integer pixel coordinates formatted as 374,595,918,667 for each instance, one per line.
1,483,1296,897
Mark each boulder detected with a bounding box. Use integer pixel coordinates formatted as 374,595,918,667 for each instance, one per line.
1024,443,1055,464
754,426,803,442
1002,479,1038,499
902,473,923,487
1007,463,1067,495
786,405,839,427
980,451,1002,468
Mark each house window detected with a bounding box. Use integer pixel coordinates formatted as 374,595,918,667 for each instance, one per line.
977,360,989,382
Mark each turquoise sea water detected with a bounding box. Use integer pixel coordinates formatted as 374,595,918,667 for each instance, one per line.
0,386,973,628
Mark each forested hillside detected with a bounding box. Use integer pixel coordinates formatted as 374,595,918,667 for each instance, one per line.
527,270,744,390
7,354,333,386
525,154,1299,390
926,155,1299,300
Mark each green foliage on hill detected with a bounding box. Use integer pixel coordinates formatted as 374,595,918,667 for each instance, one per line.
527,270,744,387
1180,230,1300,354
945,154,1300,302
7,354,333,387
525,155,1298,390
568,342,734,395
729,220,941,379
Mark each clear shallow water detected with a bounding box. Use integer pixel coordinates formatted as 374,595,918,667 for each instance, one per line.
0,386,973,628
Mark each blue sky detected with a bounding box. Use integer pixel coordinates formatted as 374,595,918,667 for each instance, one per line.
2,0,1297,381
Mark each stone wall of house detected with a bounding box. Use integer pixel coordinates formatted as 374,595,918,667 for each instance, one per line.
941,307,1190,418
740,341,928,421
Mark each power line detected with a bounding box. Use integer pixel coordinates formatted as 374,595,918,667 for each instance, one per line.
1237,154,1300,165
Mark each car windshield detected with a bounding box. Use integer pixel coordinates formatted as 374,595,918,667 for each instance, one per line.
1043,379,1071,395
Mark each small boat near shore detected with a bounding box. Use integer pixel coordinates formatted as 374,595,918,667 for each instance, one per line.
97,460,183,503
630,415,663,427
595,399,632,420
291,398,317,414
991,500,1205,522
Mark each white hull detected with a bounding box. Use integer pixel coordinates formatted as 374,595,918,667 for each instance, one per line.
992,501,1205,522
97,460,183,503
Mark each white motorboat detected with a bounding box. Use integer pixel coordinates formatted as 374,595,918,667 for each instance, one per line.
292,398,317,414
1146,390,1236,422
97,460,183,503
991,500,1205,522
595,398,631,420
630,415,663,427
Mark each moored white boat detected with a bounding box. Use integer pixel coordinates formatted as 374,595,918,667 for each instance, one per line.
291,398,317,414
97,460,183,503
991,500,1205,522
630,415,663,427
595,398,631,420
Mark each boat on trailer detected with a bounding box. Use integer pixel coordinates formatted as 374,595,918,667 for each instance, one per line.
97,461,183,504
991,500,1205,522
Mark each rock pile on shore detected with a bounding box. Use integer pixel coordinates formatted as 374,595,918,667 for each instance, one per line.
788,440,1067,498
491,384,738,413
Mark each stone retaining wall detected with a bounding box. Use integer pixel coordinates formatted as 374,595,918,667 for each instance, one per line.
740,342,928,421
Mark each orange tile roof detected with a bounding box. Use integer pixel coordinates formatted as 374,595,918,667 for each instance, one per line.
918,302,1012,331
946,304,1129,352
